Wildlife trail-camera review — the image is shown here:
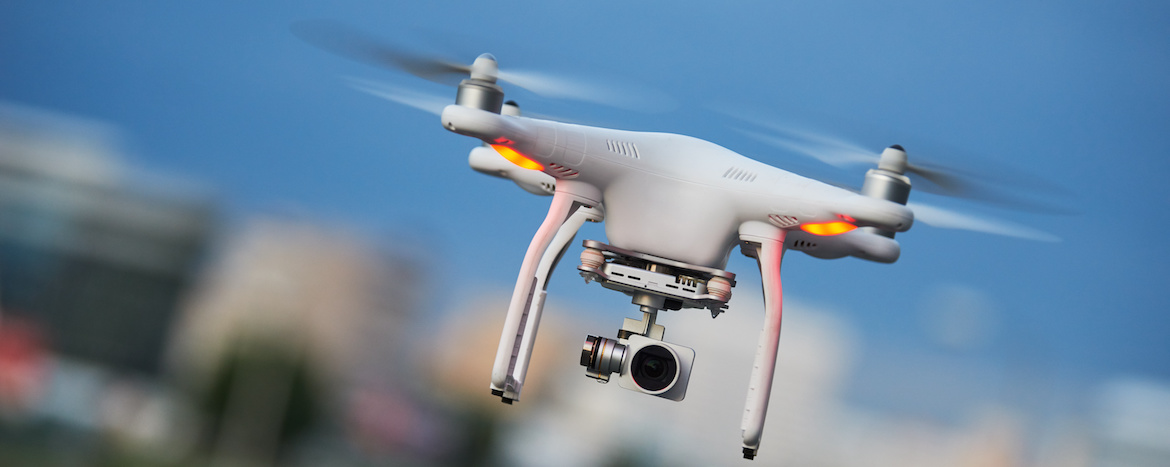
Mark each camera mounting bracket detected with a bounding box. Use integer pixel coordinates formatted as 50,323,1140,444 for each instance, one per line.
619,293,667,340
578,240,736,318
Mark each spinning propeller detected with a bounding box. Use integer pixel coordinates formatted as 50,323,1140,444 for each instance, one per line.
736,125,1010,201
733,124,1063,242
292,20,674,112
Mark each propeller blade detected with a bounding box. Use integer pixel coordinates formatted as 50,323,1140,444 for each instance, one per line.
293,20,469,86
346,77,449,116
348,77,589,126
732,127,875,167
295,20,676,112
735,123,1070,212
908,201,1060,242
902,161,979,198
498,69,675,112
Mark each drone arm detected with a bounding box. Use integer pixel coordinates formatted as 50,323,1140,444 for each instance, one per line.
443,104,537,150
491,184,603,403
737,222,788,459
468,145,556,196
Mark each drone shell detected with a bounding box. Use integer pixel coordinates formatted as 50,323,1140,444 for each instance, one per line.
442,104,913,268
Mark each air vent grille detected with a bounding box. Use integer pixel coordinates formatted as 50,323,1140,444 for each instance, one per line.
768,214,799,228
546,163,579,178
606,140,640,159
723,167,758,182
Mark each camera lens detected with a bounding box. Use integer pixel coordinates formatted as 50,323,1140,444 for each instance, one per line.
642,359,665,379
630,344,678,392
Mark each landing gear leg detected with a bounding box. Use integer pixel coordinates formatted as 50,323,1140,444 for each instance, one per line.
737,223,787,459
489,189,602,403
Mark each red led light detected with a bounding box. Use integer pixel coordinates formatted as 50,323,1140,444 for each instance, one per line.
491,145,543,171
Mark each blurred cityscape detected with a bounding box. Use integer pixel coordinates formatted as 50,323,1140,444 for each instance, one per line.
1,103,1167,466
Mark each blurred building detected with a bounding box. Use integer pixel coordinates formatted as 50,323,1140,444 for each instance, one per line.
0,102,444,466
166,217,428,464
0,102,214,375
168,219,418,388
0,102,217,466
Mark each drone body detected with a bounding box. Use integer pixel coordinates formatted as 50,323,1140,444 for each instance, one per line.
447,104,914,268
431,55,919,459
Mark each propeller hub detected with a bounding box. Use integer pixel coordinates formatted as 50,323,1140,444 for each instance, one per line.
878,145,909,175
469,53,499,83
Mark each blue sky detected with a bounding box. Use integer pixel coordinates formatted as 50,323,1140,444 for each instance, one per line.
3,1,1168,412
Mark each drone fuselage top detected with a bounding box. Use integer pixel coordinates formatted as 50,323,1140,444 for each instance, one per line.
442,104,914,268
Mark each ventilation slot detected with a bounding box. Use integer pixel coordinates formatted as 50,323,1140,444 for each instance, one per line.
606,140,640,159
722,167,758,182
768,214,799,228
546,163,579,178
792,240,818,250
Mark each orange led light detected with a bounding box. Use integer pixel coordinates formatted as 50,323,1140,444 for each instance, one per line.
800,221,857,236
491,145,543,171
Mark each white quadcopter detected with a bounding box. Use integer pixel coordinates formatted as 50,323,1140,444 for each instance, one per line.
298,25,1057,459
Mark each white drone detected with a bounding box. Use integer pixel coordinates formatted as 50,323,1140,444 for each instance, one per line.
298,25,1057,459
